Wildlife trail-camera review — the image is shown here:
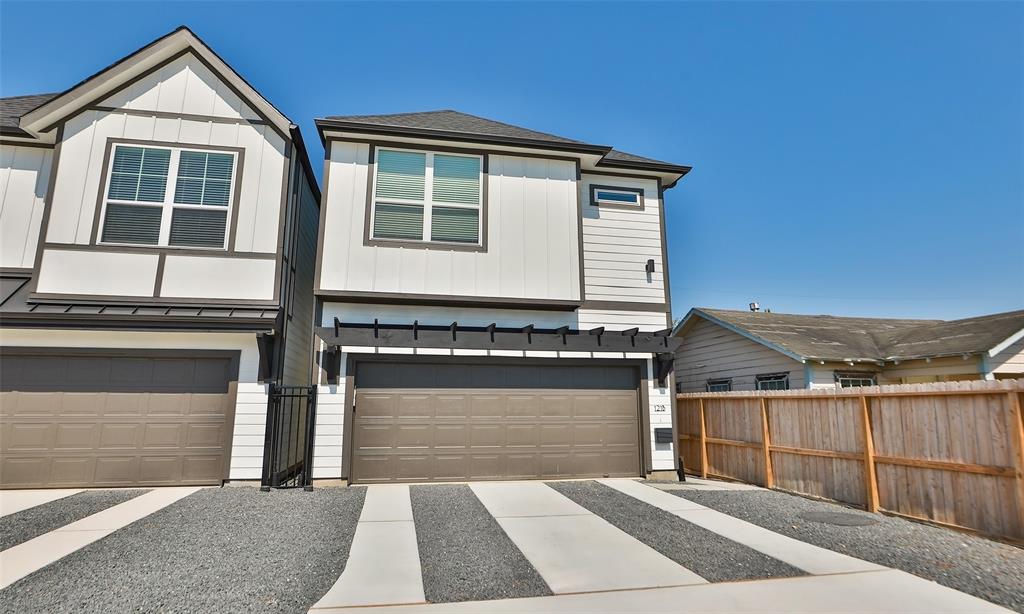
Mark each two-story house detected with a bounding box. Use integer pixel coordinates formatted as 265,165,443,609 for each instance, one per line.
0,27,320,489
311,111,690,483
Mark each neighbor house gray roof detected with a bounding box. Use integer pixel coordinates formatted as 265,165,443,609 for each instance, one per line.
0,93,59,136
680,307,1024,362
316,109,691,174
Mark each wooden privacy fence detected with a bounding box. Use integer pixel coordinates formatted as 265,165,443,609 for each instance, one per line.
676,379,1024,542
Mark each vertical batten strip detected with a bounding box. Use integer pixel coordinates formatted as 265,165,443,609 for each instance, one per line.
698,398,708,479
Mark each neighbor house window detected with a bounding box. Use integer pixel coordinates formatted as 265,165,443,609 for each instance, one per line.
99,144,237,249
706,378,732,392
590,185,643,208
370,148,483,246
836,372,877,388
755,373,790,390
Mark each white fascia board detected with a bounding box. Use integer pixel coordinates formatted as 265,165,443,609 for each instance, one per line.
19,29,292,138
988,326,1024,357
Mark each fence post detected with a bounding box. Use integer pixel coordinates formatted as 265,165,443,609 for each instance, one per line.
698,398,709,479
260,382,277,492
860,395,879,512
760,397,774,489
1008,391,1024,534
303,386,318,491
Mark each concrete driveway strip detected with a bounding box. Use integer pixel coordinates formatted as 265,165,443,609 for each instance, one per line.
309,568,1013,614
469,481,705,595
311,485,425,610
0,486,201,589
598,479,882,575
0,489,82,517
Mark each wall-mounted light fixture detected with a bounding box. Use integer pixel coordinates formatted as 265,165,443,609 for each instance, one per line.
645,259,655,274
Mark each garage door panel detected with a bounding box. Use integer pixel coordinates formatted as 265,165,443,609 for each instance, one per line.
55,424,96,449
351,362,642,484
1,351,236,488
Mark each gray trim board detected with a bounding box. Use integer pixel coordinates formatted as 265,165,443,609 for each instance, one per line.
88,105,271,127
153,253,166,297
657,179,673,328
317,289,582,310
26,125,64,297
27,292,280,308
325,136,582,164
311,142,332,296
0,139,54,149
41,242,277,260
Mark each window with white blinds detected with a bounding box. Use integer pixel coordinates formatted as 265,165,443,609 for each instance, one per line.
99,144,237,249
370,148,482,246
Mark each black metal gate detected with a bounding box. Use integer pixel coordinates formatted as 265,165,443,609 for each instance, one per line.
261,384,317,490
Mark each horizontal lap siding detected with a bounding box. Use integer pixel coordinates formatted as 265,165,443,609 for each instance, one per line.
0,145,52,269
991,337,1024,375
675,318,805,391
580,174,664,306
281,173,320,385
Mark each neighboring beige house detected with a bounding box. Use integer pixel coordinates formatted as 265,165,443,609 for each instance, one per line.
672,307,1024,392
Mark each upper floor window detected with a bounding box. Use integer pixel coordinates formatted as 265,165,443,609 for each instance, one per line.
590,185,643,209
99,144,237,249
755,373,790,390
370,148,483,247
706,378,732,392
835,372,877,388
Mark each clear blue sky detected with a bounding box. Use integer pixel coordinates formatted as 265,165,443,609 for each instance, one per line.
2,1,1021,321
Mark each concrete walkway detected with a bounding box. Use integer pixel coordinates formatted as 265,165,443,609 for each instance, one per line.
318,568,1010,613
470,481,705,594
311,484,426,610
0,486,201,589
0,489,82,517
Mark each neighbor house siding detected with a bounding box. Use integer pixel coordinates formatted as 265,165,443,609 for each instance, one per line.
580,174,664,306
279,169,320,385
0,145,52,269
990,336,1024,376
35,52,287,302
878,356,982,383
674,317,806,391
316,141,581,302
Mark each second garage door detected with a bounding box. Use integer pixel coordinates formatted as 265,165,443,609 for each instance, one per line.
0,349,238,489
350,360,642,483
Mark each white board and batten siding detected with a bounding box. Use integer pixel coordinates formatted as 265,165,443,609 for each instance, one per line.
675,317,806,392
318,141,580,302
0,145,53,269
34,52,286,302
580,174,665,307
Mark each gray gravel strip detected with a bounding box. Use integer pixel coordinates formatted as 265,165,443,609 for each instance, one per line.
0,486,366,614
547,480,804,583
672,489,1024,613
411,484,552,603
0,489,149,551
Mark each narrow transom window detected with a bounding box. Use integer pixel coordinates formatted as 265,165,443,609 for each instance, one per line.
836,372,877,388
99,144,237,249
370,148,482,246
755,373,790,391
706,378,732,392
590,185,643,208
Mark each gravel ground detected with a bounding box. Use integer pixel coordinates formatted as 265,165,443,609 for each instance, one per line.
548,481,804,583
410,484,551,603
673,489,1024,612
0,486,366,614
0,489,148,551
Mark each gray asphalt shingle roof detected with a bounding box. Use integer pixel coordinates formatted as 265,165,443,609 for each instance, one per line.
318,109,689,172
691,307,1024,362
0,93,59,135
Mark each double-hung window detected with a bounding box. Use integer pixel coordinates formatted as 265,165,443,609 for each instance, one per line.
99,144,237,249
755,373,790,390
370,148,483,246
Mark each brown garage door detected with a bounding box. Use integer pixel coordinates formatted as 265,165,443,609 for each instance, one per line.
0,349,239,489
351,361,641,484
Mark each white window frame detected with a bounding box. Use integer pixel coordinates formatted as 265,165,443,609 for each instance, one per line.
590,184,644,209
369,146,484,247
835,372,877,388
97,143,238,250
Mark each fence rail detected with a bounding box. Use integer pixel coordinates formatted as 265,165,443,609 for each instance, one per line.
676,379,1024,542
